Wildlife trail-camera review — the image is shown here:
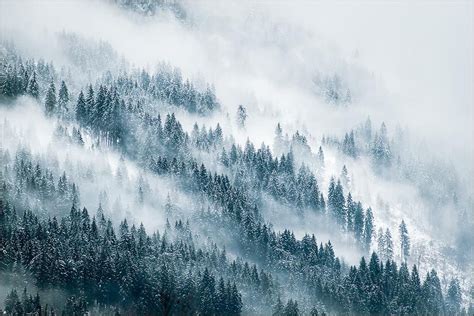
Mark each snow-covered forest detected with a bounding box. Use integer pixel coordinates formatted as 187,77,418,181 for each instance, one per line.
0,0,472,315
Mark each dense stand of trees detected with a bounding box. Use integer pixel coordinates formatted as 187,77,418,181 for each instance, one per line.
322,116,473,265
1,44,472,315
0,49,55,101
1,46,219,117
313,73,352,106
2,287,90,316
0,200,251,315
108,65,219,114
1,190,467,315
112,0,187,19
0,146,79,215
323,120,392,169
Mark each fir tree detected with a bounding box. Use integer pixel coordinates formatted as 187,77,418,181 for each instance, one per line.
27,71,39,99
58,80,69,113
385,228,394,261
446,278,462,315
76,90,87,123
399,220,410,262
317,146,325,166
273,296,285,316
44,81,57,116
363,207,374,252
237,104,247,128
353,202,365,245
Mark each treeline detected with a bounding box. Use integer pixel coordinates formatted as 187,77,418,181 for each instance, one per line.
2,135,464,314
129,149,467,315
2,45,471,315
102,85,467,314
213,128,375,250
0,47,56,100
0,199,265,315
103,64,220,114
323,119,392,168
0,44,219,117
0,146,79,215
323,117,473,264
111,0,187,19
2,288,89,316
313,73,352,106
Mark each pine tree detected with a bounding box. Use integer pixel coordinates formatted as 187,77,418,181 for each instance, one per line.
44,81,57,116
342,131,357,157
4,289,21,315
377,228,386,261
93,85,107,131
446,278,461,315
273,296,285,316
385,228,394,261
341,165,349,187
364,116,372,141
346,192,355,232
58,80,69,113
329,179,346,228
310,307,319,316
372,122,392,168
353,202,365,244
422,270,444,315
284,299,299,316
76,90,87,123
363,207,374,252
237,105,247,128
317,146,325,166
199,268,216,315
399,220,410,262
85,85,95,126
274,123,284,154
27,71,39,99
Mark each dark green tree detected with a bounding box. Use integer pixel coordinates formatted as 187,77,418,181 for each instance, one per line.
44,81,57,116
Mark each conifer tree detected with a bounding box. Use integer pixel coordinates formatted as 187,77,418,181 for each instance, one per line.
353,202,365,244
237,105,247,128
363,207,374,252
377,228,386,261
274,123,284,153
346,192,355,232
446,278,461,315
27,71,39,99
317,146,325,166
273,296,285,316
58,80,69,113
76,90,87,123
85,85,95,126
385,228,394,261
44,81,57,116
399,220,410,262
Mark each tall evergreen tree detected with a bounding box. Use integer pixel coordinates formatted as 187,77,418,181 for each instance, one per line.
446,278,461,315
363,207,374,252
377,228,386,261
58,80,69,112
85,85,95,126
44,81,57,116
346,192,355,232
385,228,394,261
317,146,325,166
76,90,87,124
27,71,39,99
399,220,410,262
353,202,365,244
237,105,247,128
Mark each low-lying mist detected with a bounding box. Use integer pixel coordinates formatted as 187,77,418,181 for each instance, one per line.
1,0,472,311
